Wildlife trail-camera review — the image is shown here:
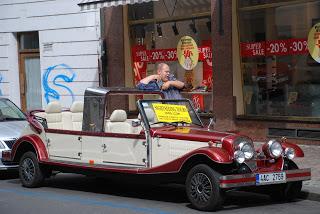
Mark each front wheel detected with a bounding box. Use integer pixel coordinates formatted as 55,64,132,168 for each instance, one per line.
186,164,225,211
19,151,45,188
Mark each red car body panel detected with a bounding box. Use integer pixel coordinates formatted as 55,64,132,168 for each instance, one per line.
11,135,49,162
282,142,304,157
150,127,235,142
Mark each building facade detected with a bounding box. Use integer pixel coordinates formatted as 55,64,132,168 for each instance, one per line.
95,0,320,143
1,0,320,143
0,0,101,110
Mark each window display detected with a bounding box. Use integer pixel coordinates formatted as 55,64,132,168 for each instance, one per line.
238,0,320,118
127,0,212,115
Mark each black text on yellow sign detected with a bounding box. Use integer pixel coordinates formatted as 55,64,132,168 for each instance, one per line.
152,103,192,123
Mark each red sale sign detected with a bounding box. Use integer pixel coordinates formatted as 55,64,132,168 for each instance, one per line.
241,38,309,57
288,38,309,55
192,94,204,112
266,40,290,56
202,40,213,90
131,45,147,84
241,42,266,57
132,46,212,63
198,46,212,61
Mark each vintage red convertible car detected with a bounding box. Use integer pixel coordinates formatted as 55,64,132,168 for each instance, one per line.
2,87,311,211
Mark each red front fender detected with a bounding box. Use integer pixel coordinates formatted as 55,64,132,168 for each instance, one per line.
282,142,304,157
12,135,49,162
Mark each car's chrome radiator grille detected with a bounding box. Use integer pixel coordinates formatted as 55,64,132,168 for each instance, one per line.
4,139,16,149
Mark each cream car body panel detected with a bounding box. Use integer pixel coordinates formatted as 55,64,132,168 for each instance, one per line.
47,133,81,160
102,137,147,167
80,135,104,164
151,137,208,167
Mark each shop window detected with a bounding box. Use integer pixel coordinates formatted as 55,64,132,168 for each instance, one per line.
127,0,212,116
238,1,320,118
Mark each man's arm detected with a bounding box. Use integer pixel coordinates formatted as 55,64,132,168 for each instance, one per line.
139,74,159,84
162,80,185,90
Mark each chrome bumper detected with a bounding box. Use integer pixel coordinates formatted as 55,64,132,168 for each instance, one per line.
0,158,18,171
219,168,311,188
0,164,18,171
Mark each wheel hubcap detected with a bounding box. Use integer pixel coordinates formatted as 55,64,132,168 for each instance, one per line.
190,173,212,204
21,158,35,182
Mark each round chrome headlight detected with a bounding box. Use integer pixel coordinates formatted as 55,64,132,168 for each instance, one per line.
234,150,245,164
239,142,254,160
285,147,295,160
267,139,283,158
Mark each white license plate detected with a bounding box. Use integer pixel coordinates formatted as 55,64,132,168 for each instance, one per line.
256,172,286,185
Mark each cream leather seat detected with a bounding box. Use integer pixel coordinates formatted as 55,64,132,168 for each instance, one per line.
34,101,83,131
138,108,157,123
107,110,132,134
45,101,64,129
70,101,84,131
145,108,157,123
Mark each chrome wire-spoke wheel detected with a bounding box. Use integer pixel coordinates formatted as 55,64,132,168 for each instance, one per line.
186,164,224,211
21,158,36,182
190,173,212,204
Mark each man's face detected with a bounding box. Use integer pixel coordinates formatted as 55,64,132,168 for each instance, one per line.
157,64,170,82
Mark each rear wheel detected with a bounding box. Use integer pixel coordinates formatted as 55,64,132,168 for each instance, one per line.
186,164,224,211
19,151,45,187
270,160,302,201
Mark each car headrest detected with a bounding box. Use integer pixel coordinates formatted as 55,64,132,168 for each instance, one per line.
138,108,155,123
45,101,62,113
110,110,127,122
70,101,84,113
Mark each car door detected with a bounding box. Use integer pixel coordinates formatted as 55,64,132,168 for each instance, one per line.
80,135,104,165
101,134,147,168
47,132,82,161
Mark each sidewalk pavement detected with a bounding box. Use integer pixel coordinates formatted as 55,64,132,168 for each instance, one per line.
292,144,320,188
294,144,320,197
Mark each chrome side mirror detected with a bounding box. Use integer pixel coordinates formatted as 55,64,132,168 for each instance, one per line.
207,117,216,130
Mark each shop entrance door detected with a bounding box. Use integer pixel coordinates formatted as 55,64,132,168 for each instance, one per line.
19,53,42,111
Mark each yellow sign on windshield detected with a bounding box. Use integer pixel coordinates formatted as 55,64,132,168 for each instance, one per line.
152,103,192,123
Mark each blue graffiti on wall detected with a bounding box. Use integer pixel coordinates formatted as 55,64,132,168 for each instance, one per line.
0,74,3,96
42,64,76,104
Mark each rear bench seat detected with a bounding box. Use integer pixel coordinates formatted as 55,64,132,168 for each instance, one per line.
34,101,84,131
35,103,144,134
44,101,64,129
70,101,84,131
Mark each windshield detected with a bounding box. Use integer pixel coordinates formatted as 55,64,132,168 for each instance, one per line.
0,99,26,121
138,99,203,128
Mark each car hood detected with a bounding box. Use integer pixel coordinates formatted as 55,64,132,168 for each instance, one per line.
0,120,28,139
150,126,237,142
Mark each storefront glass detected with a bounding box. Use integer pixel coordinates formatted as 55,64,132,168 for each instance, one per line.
238,0,320,118
127,0,212,115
